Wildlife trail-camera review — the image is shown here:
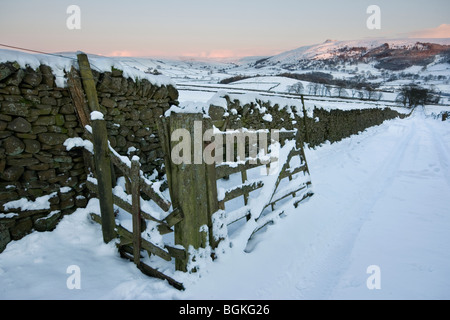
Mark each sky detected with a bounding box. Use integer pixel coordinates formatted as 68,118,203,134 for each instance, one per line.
0,0,449,59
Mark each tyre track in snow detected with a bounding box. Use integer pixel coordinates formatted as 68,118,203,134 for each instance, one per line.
326,111,450,299
299,116,417,299
423,116,450,189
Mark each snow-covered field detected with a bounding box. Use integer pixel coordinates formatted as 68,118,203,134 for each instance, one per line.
1,104,449,300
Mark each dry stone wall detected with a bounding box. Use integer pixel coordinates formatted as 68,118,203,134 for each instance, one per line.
208,93,408,147
0,61,178,252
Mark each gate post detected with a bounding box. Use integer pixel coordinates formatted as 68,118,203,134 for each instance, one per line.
161,113,219,272
77,53,116,243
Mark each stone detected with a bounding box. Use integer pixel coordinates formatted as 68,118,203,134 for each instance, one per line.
35,115,55,126
0,131,12,139
6,86,21,95
75,195,88,208
27,163,49,171
0,166,24,181
22,68,43,87
7,117,32,133
4,136,25,156
167,85,179,101
60,197,74,210
10,218,33,240
139,108,153,121
152,86,169,100
38,169,56,181
7,157,40,167
24,139,41,154
208,105,226,121
38,133,69,145
5,68,25,86
1,102,30,117
33,211,61,232
54,156,72,163
59,104,75,114
0,62,20,82
31,126,48,134
101,97,117,108
39,65,55,87
41,96,57,106
0,224,11,253
16,133,37,140
55,114,65,126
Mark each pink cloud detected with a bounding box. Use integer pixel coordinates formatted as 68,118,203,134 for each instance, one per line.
410,24,450,38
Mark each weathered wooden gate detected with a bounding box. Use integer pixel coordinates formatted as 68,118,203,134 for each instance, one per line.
157,110,314,272
69,53,313,290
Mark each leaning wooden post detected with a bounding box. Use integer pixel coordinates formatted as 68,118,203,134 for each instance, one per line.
131,156,142,265
77,53,116,243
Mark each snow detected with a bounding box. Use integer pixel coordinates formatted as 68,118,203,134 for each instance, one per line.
90,111,104,121
262,114,273,122
2,192,58,212
1,106,449,300
0,49,174,88
63,137,94,154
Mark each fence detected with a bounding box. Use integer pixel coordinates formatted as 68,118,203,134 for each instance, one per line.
157,111,314,276
70,53,313,290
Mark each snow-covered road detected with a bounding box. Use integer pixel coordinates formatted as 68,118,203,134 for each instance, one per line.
183,107,450,300
0,108,449,300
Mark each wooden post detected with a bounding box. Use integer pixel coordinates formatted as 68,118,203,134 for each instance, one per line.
131,156,142,265
77,53,116,243
301,95,310,144
167,113,214,272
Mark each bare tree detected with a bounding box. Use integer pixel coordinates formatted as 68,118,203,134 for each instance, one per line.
333,86,349,98
307,83,320,95
287,82,304,94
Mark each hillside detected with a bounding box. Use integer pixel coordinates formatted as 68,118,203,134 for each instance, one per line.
250,38,450,71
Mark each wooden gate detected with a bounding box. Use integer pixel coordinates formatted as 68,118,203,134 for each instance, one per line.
157,110,314,270
68,53,313,290
69,53,185,290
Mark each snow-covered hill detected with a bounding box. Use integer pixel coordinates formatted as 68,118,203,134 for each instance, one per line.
258,38,450,64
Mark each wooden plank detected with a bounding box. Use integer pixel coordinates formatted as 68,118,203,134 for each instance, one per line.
86,179,171,233
267,184,309,208
139,177,172,212
163,207,184,228
215,157,278,180
240,169,249,205
164,245,186,260
67,66,90,128
293,190,314,208
77,53,116,244
219,180,265,207
116,225,172,262
138,262,185,291
278,163,307,180
131,157,141,265
117,246,185,291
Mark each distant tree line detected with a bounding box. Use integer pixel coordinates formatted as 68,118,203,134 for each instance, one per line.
278,72,380,90
396,84,441,108
219,75,255,84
